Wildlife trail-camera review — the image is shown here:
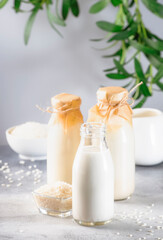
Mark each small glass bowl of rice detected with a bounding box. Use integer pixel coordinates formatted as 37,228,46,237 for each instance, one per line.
33,182,72,217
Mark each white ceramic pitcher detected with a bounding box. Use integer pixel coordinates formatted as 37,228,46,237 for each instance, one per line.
133,108,163,166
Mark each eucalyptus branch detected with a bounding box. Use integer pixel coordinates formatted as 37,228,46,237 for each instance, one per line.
0,0,80,44
91,0,163,107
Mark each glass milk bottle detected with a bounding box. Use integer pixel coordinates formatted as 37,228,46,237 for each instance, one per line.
72,123,114,226
88,87,135,200
47,93,83,185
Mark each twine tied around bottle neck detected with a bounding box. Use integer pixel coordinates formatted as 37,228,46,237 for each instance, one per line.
98,81,143,110
36,104,80,114
97,82,143,123
36,103,82,133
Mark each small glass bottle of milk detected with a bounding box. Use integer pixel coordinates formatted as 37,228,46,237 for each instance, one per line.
88,87,135,200
47,93,83,185
72,122,114,226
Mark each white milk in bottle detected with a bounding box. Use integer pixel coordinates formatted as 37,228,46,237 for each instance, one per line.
47,93,83,184
88,87,135,200
73,123,114,226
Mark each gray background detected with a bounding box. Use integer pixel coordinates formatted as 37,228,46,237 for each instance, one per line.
0,0,163,145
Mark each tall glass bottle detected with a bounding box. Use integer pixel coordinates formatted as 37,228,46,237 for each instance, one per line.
73,122,114,226
88,87,135,200
47,93,83,185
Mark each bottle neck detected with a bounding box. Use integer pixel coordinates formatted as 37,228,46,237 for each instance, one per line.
80,122,108,150
80,135,106,148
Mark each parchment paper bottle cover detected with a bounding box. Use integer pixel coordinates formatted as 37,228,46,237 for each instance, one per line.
73,122,114,226
88,87,135,200
47,93,83,185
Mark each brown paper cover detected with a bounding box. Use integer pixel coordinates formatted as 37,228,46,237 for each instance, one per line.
49,93,83,129
88,87,132,130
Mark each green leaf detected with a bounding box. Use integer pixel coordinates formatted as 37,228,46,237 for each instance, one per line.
106,73,131,79
46,5,66,26
90,38,104,42
134,58,151,96
104,67,116,72
62,0,70,20
145,65,151,76
111,0,122,7
134,58,146,80
130,40,159,55
70,0,79,17
52,16,66,27
129,0,134,7
102,49,122,58
96,21,123,32
108,24,137,41
147,29,163,42
146,54,162,70
89,0,109,14
0,0,8,8
156,81,163,90
153,65,163,82
55,0,61,19
134,96,147,108
113,59,131,76
122,5,133,24
24,8,38,45
46,4,63,38
14,0,21,12
145,38,163,51
141,0,163,19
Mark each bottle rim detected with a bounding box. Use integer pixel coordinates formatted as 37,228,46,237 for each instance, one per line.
80,122,106,136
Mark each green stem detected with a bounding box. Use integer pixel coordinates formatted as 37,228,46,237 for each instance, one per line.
104,32,112,40
141,23,147,39
138,52,141,61
120,40,126,64
133,78,140,99
115,4,125,26
134,0,147,39
93,41,119,51
149,64,153,94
